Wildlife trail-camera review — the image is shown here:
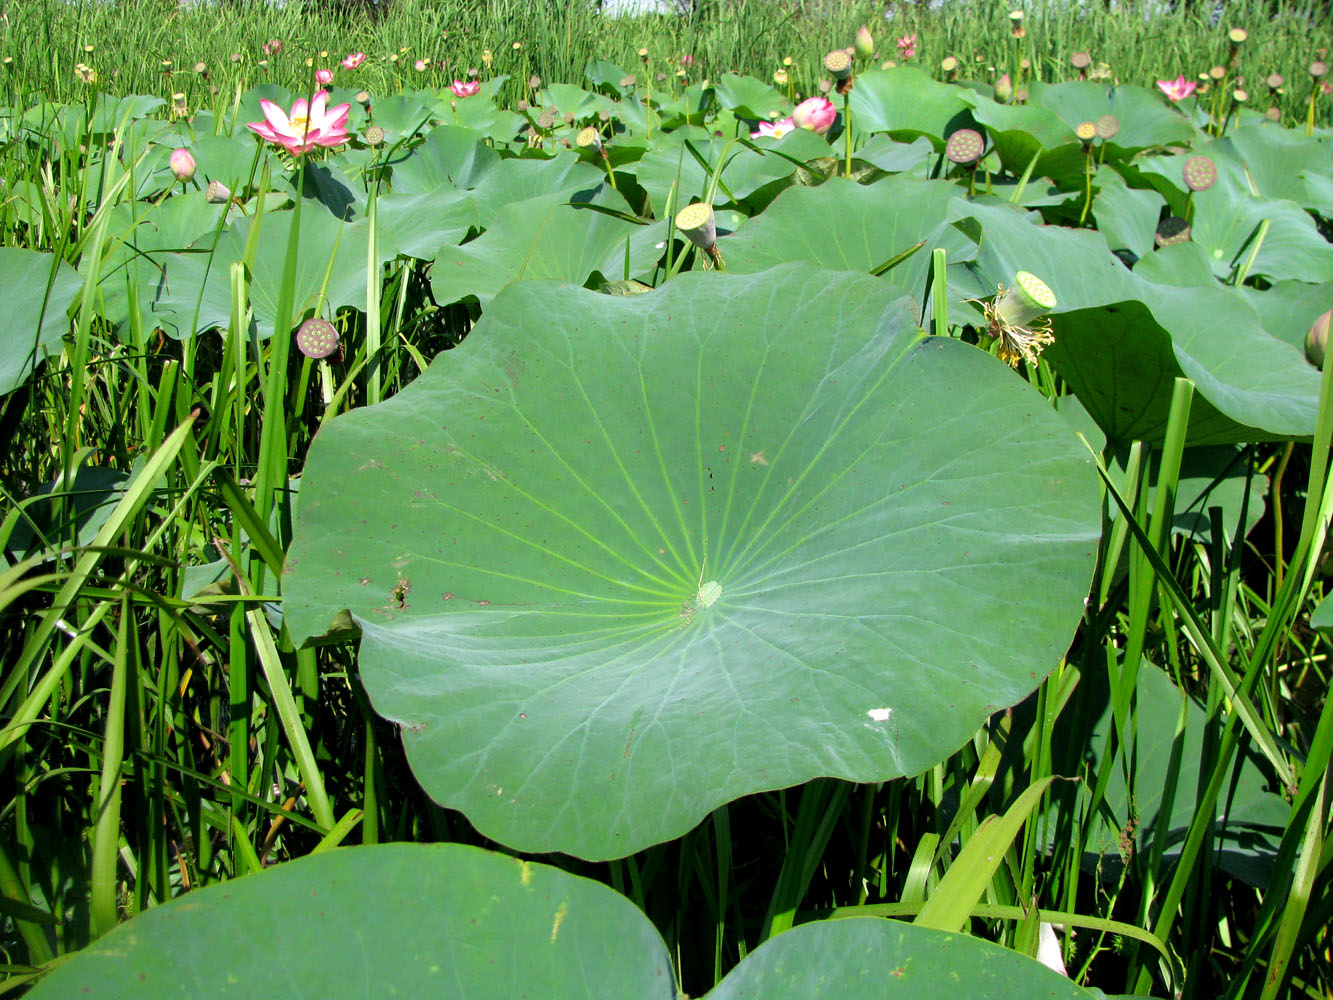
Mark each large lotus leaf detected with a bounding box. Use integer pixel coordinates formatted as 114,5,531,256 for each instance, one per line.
148,251,243,339
87,92,165,134
961,94,1080,181
29,842,1096,999
850,68,975,142
538,83,618,119
219,208,396,338
852,134,935,174
720,175,973,299
946,200,1320,444
434,94,524,143
634,130,831,214
1092,176,1165,261
1303,169,1333,217
390,124,501,195
183,131,267,191
430,191,661,307
27,843,677,999
361,91,437,144
1058,662,1287,888
0,248,83,394
714,73,791,121
1239,281,1333,353
1135,149,1333,284
709,918,1095,999
376,185,480,260
584,59,634,95
1221,122,1333,212
468,155,609,228
1031,81,1194,152
283,264,1101,859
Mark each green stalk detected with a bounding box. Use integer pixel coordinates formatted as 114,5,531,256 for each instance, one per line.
90,595,131,937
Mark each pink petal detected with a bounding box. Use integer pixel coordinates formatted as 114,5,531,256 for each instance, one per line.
259,98,291,133
325,103,352,130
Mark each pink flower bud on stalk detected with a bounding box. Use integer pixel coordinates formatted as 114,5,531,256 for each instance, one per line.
854,25,874,62
994,72,1013,102
792,96,836,134
315,68,333,85
169,148,196,183
1306,309,1332,368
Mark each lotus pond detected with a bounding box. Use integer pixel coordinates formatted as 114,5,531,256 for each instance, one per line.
3,23,1333,1000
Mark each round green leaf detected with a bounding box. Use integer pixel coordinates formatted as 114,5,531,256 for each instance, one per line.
27,844,676,999
709,918,1096,999
0,248,82,394
850,68,975,142
284,264,1101,859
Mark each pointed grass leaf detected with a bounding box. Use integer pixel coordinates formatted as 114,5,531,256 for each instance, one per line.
284,264,1101,859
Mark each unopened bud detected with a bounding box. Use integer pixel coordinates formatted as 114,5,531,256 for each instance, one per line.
169,148,196,182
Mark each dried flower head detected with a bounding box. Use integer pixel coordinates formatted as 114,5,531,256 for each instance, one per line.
978,271,1057,367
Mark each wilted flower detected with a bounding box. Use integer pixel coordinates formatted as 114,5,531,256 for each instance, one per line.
481,48,493,68
315,68,333,85
450,79,480,97
792,96,836,134
246,90,351,155
752,116,796,139
896,35,917,59
342,51,366,69
979,271,1057,367
1157,74,1198,101
169,148,196,182
262,39,282,56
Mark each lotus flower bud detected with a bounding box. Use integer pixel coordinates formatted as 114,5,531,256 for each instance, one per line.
1306,309,1332,368
854,25,874,62
994,73,1013,102
169,148,196,182
792,96,837,134
995,271,1057,328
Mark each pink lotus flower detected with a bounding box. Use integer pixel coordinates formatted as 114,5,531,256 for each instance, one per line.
1156,75,1197,101
315,68,333,85
262,39,282,56
897,34,917,59
450,79,480,97
751,116,796,139
246,90,351,155
792,96,836,134
341,52,365,70
414,59,429,72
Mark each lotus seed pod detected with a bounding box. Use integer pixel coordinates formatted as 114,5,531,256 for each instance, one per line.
941,56,959,73
1075,121,1097,142
363,125,384,146
564,112,575,125
599,109,611,122
355,90,370,104
1155,216,1191,247
537,110,556,129
1071,52,1091,70
1266,106,1282,121
1182,155,1218,192
1232,88,1248,102
529,75,542,89
576,126,601,149
994,73,1013,102
945,128,985,165
516,99,529,111
854,25,875,62
1096,114,1120,140
1228,27,1248,45
296,318,339,360
1209,65,1226,81
1267,72,1284,90
824,49,852,80
674,202,717,250
204,180,231,204
1312,61,1328,78
996,271,1057,328
1305,309,1331,368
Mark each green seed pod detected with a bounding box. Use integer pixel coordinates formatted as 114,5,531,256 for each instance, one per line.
995,271,1057,328
674,202,717,250
1095,114,1120,140
1155,216,1192,247
1075,121,1097,142
824,49,852,81
362,125,384,146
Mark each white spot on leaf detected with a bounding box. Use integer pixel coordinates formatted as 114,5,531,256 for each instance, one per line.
866,707,892,722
